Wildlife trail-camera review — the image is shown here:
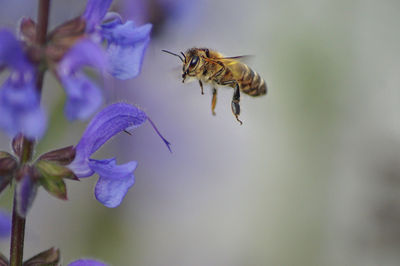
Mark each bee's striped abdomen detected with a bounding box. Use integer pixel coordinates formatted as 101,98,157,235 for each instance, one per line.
240,66,267,96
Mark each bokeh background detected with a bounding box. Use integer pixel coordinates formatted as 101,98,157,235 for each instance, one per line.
1,0,400,265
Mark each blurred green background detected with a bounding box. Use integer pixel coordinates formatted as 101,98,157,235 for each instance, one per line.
1,0,400,265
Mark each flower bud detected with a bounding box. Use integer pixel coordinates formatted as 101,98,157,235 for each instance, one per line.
19,17,37,45
12,133,24,158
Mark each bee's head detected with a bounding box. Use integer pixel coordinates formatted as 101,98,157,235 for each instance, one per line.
182,49,204,82
162,48,204,83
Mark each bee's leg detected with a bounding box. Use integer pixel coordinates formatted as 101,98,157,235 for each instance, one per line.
231,84,243,125
221,80,243,125
199,80,204,95
211,88,217,115
208,62,225,82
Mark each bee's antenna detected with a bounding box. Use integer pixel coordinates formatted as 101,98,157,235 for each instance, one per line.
162,49,184,62
180,52,186,62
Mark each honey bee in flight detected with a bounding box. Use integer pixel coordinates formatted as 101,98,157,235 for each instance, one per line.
162,48,267,124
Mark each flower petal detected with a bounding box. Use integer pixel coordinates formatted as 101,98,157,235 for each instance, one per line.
62,74,103,120
0,209,11,238
101,22,152,79
0,29,31,70
0,77,46,139
82,0,112,32
58,39,106,120
0,30,45,139
68,103,147,177
58,39,106,75
69,259,107,266
90,158,137,208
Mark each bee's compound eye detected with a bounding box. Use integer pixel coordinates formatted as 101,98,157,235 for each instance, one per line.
190,56,199,67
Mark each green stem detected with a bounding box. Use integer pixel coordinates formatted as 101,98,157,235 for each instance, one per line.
9,1,50,265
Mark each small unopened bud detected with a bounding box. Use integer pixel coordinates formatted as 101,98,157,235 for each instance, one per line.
19,17,37,44
12,133,24,158
39,146,76,165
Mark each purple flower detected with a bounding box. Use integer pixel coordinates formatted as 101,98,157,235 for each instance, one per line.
68,103,170,207
69,259,107,266
102,20,152,79
51,0,152,121
16,166,37,217
0,209,11,238
0,29,46,139
119,0,204,33
57,39,106,120
83,0,152,80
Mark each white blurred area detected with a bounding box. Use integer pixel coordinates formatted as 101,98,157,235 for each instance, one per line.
2,0,400,265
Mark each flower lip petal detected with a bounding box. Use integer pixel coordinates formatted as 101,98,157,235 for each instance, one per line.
90,158,136,208
82,0,113,32
58,39,107,76
89,158,137,180
62,74,103,121
57,39,106,122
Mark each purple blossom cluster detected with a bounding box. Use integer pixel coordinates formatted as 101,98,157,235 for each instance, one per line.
0,0,171,264
0,0,152,138
0,0,158,211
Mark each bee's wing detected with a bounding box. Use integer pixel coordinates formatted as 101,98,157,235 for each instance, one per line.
211,56,253,67
215,56,254,65
219,55,253,60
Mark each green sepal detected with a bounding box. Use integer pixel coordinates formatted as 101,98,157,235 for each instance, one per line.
38,145,76,165
0,151,18,194
34,160,78,200
35,160,78,180
0,151,14,159
0,151,18,175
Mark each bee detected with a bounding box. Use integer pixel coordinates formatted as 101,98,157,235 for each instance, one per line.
162,48,267,124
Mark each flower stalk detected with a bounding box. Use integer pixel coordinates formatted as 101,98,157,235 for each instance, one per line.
9,1,50,265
